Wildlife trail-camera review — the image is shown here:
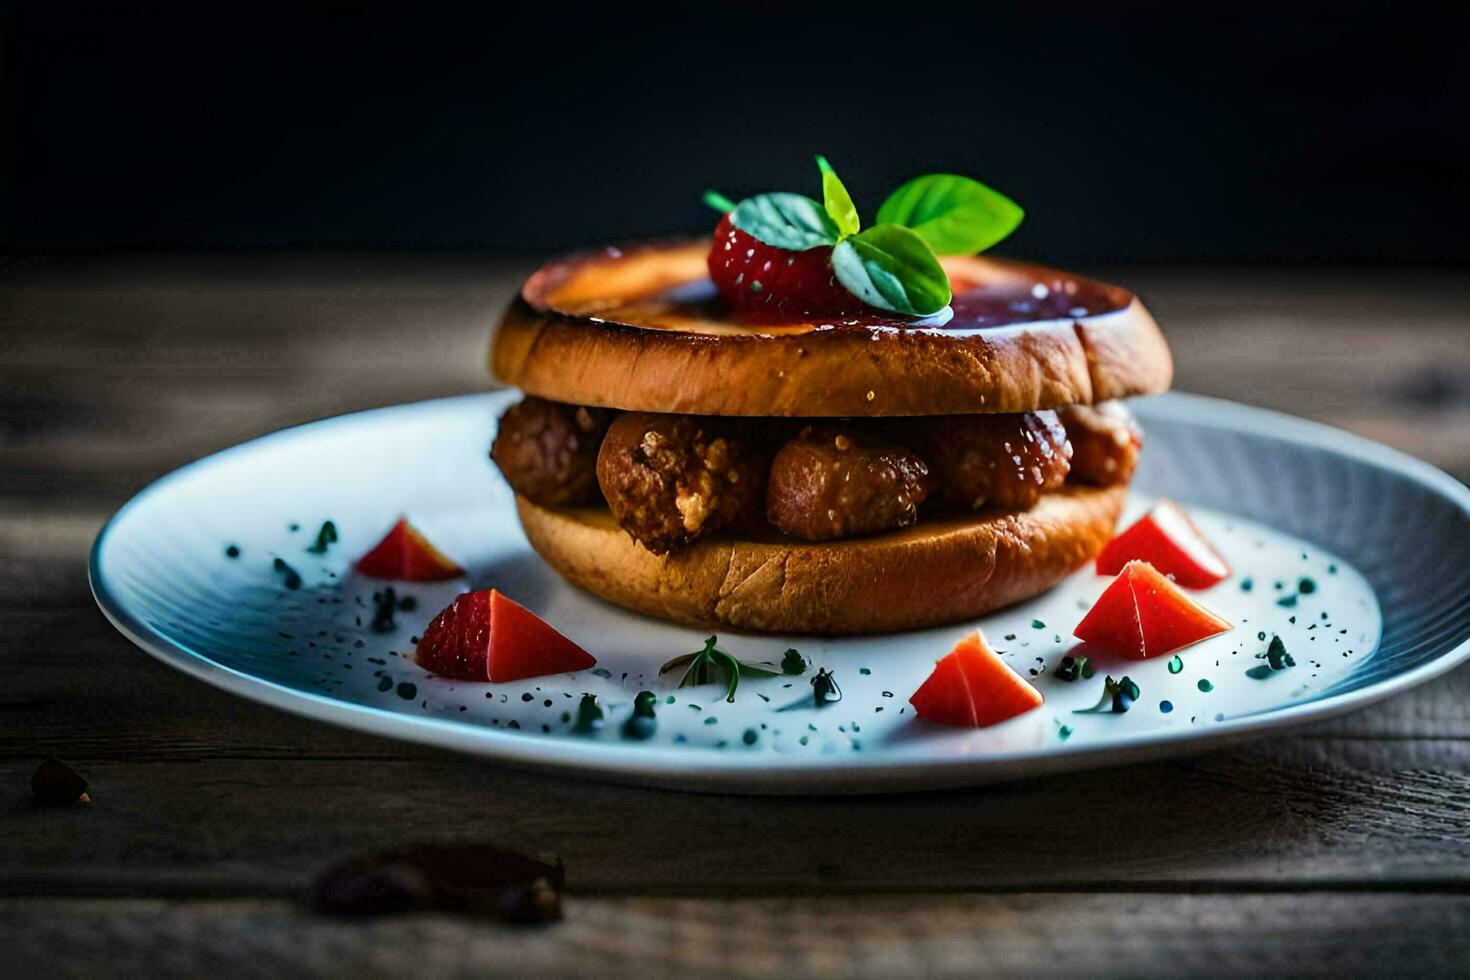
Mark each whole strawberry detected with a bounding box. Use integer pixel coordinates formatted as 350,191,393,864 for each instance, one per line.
707,213,855,320
703,157,1025,323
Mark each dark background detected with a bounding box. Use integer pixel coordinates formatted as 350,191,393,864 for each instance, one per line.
3,2,1467,263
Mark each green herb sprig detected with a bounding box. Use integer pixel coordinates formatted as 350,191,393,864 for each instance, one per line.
306,520,338,555
1053,655,1094,682
573,694,605,734
811,668,842,706
704,157,1022,317
622,691,658,740
1074,675,1141,715
660,636,780,703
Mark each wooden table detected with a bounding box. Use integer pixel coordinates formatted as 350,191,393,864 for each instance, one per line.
4,253,1467,976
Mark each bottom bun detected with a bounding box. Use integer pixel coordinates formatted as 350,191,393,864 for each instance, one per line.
515,484,1126,635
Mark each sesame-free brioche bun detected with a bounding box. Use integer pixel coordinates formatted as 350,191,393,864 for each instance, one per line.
491,240,1171,418
514,484,1126,635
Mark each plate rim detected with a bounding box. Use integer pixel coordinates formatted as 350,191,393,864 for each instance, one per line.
90,391,1470,794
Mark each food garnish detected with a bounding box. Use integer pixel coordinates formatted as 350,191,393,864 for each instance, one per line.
414,588,595,682
272,556,303,590
355,517,463,582
659,635,779,703
705,156,1022,319
621,691,658,740
1246,635,1297,679
1053,654,1094,682
1073,675,1142,715
1096,500,1230,588
908,630,1043,728
370,586,414,634
573,694,605,734
810,668,842,706
306,519,339,555
781,648,807,675
1074,560,1232,660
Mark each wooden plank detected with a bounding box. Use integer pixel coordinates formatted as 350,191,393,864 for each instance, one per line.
3,734,1468,895
4,893,1468,976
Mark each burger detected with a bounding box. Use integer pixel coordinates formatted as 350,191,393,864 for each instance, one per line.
487,159,1171,634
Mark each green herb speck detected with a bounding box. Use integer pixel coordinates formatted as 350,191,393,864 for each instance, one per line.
1054,655,1090,682
272,558,302,590
306,520,338,555
1266,635,1295,670
622,691,658,740
573,694,605,733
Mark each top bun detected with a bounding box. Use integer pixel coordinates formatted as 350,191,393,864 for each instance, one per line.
490,240,1171,417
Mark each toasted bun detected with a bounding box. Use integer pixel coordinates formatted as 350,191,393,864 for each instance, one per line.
492,241,1171,417
515,484,1125,634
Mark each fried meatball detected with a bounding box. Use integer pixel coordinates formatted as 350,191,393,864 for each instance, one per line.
916,410,1072,511
491,397,613,507
596,412,766,554
766,425,930,541
1058,401,1142,487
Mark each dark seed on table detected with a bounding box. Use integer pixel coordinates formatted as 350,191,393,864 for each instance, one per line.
309,843,563,922
31,758,89,805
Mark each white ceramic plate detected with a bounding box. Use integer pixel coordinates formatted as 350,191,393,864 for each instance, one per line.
91,392,1470,794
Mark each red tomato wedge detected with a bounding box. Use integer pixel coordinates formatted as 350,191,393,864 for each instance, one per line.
909,631,1044,728
1075,560,1232,660
415,588,596,682
355,518,463,582
1096,500,1230,588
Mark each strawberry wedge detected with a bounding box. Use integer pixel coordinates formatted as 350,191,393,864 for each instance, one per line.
1075,560,1231,660
1097,500,1230,588
415,588,595,682
356,518,463,582
909,631,1043,728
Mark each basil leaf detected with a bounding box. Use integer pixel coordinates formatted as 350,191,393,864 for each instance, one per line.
730,192,839,250
815,155,859,238
875,174,1024,255
702,189,736,214
831,224,952,316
